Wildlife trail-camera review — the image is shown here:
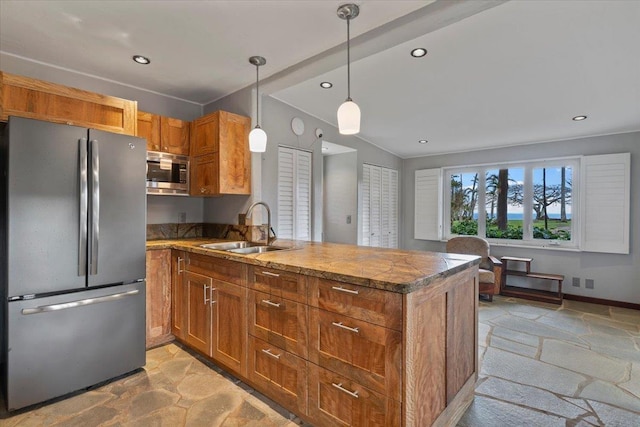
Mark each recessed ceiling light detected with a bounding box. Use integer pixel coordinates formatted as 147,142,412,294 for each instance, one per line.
418,139,428,144
132,55,150,65
411,48,427,58
572,115,587,121
320,81,333,89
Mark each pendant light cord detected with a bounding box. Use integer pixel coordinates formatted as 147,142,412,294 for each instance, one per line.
346,16,351,101
255,65,260,128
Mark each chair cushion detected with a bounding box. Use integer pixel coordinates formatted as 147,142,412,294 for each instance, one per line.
479,268,495,284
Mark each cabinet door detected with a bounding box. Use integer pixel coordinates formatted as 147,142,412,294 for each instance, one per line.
137,111,161,151
248,289,308,358
171,251,187,341
210,280,246,375
248,336,308,416
218,111,251,194
185,271,212,355
190,153,219,196
145,249,172,348
308,364,401,427
161,116,190,155
190,112,219,156
309,308,402,401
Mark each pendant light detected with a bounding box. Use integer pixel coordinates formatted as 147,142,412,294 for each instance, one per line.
336,3,360,135
248,56,267,152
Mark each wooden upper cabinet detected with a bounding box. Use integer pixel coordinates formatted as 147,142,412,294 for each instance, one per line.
137,111,161,151
137,111,189,155
0,71,137,135
190,110,251,196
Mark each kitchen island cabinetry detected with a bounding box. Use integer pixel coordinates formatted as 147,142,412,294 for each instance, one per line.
0,71,137,135
145,249,173,348
137,111,190,155
189,110,251,196
155,239,480,427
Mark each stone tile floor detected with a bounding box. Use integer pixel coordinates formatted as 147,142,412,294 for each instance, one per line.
458,296,640,426
1,296,638,426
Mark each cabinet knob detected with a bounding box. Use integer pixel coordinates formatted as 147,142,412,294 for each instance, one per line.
164,146,168,150
200,187,206,193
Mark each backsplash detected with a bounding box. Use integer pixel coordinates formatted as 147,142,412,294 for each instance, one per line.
147,223,267,242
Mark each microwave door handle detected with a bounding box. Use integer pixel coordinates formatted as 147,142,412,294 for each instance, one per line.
89,139,99,276
78,138,88,276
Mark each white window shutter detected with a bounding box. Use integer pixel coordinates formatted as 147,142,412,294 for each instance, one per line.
278,147,312,241
581,153,630,254
370,165,382,247
362,164,371,246
295,150,312,241
415,168,442,240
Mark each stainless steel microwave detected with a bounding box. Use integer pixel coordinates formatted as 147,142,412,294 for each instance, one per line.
146,151,189,196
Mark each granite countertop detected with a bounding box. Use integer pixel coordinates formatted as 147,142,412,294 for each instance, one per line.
147,238,480,294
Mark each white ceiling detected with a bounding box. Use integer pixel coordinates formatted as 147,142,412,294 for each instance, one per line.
1,1,639,158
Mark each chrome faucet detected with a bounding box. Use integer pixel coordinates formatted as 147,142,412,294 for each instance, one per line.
245,201,276,245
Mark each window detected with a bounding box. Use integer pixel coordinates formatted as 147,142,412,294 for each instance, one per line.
277,146,312,240
415,153,630,254
443,158,579,248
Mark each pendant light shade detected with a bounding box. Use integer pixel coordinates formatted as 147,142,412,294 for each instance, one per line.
337,100,360,135
337,3,360,135
248,56,267,153
249,127,267,152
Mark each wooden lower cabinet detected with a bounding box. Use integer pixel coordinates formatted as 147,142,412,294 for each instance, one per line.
248,335,308,416
185,271,212,355
308,364,401,427
308,308,402,401
171,251,187,341
145,249,172,348
211,279,246,376
248,289,308,359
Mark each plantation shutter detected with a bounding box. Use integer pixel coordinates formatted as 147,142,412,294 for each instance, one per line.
277,146,312,241
415,168,443,240
581,153,630,254
362,164,398,248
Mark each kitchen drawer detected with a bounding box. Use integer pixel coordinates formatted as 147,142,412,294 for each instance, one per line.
248,289,308,359
249,266,306,303
248,336,308,416
187,253,246,286
309,308,402,401
308,277,402,331
308,363,401,427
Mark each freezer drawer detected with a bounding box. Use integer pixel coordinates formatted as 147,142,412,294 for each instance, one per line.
5,282,146,411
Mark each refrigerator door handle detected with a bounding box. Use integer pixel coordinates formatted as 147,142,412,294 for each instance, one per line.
78,138,88,276
89,139,100,275
21,289,140,315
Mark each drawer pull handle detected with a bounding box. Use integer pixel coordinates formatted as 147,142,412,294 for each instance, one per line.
332,321,359,333
332,382,359,398
177,257,185,273
331,286,359,295
203,285,209,305
261,348,281,359
210,287,217,305
262,299,281,308
262,271,280,277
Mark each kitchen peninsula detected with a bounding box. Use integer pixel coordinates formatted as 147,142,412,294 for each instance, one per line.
146,239,480,427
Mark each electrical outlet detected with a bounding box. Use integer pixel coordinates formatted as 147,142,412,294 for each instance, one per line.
572,277,580,287
179,212,187,223
238,213,247,225
346,215,352,224
585,279,595,289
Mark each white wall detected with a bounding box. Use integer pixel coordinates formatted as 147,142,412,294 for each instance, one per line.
323,152,358,244
402,132,640,303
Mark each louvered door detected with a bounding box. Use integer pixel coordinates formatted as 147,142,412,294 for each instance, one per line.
278,147,312,240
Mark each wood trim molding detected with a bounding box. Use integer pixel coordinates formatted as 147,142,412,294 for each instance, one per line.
563,293,640,311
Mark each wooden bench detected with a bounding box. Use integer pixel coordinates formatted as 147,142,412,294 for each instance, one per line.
500,256,563,304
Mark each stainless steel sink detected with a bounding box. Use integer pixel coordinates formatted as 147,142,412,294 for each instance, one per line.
226,245,288,255
200,241,259,250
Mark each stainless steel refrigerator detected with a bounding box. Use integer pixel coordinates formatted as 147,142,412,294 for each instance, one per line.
1,116,147,411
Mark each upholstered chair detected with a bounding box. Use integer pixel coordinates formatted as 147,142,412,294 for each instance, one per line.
446,236,503,301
